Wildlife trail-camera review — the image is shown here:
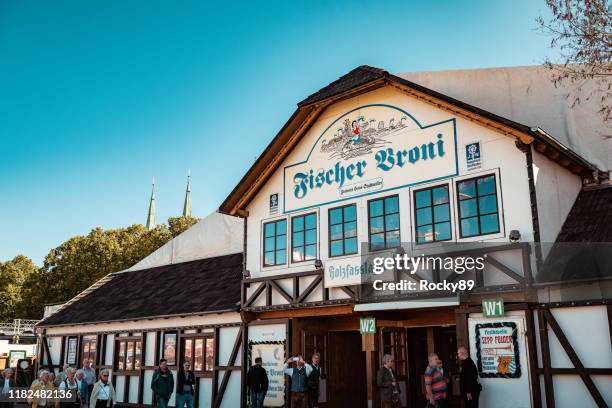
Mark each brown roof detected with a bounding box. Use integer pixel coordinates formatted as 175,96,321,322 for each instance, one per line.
556,184,612,243
219,65,602,216
37,253,243,327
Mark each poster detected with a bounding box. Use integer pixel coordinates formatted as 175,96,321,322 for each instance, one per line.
249,342,285,407
8,351,25,368
475,322,521,378
66,337,78,365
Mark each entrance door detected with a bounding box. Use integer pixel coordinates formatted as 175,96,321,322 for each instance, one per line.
328,331,367,408
406,326,460,408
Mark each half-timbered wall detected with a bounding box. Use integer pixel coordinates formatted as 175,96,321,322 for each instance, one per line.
38,313,243,408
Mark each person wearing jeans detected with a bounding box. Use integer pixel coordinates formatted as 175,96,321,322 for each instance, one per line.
151,359,174,408
246,357,268,408
176,361,195,408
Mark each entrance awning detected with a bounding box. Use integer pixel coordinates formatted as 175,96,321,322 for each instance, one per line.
354,297,459,311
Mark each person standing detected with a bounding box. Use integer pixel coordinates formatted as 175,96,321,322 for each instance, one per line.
82,359,96,398
283,356,312,408
424,353,447,408
457,347,481,408
176,361,195,408
151,359,174,408
307,353,322,408
0,368,16,408
246,357,268,408
89,370,115,408
59,368,81,408
75,370,90,408
29,370,59,408
377,354,400,408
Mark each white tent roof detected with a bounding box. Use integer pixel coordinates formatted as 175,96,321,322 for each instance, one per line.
128,212,243,271
398,65,612,171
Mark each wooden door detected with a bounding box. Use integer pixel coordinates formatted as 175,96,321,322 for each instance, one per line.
328,331,367,408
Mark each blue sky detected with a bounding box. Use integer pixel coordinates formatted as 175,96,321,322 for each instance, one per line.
0,0,556,264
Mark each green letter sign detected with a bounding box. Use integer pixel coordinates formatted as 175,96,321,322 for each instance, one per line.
359,317,376,334
482,298,504,318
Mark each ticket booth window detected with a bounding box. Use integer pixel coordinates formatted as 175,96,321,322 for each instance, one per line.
82,335,97,365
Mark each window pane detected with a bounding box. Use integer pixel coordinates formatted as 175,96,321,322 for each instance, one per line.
126,342,134,370
461,218,479,237
345,237,358,254
416,208,432,227
205,338,214,371
477,175,496,195
370,233,385,250
305,229,317,245
343,205,356,222
293,216,304,232
386,231,400,247
264,251,275,265
276,220,287,235
478,195,497,214
385,214,400,230
330,224,343,241
293,232,304,246
329,208,342,225
305,244,317,259
365,198,383,218
458,180,476,200
370,216,384,233
305,214,316,229
134,341,142,369
276,235,286,250
118,342,125,370
292,248,304,262
385,196,399,214
184,339,193,363
264,223,275,237
432,186,449,204
264,237,275,251
344,221,357,238
194,339,203,371
460,199,478,218
434,222,451,241
480,214,499,234
433,204,450,223
330,241,343,257
276,250,286,264
163,333,177,366
415,190,431,209
417,225,434,243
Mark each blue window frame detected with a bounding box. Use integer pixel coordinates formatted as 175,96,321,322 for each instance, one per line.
457,174,500,237
292,213,317,263
414,185,452,243
368,195,400,251
328,204,358,257
263,219,287,266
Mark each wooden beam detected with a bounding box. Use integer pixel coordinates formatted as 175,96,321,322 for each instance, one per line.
214,327,243,408
543,309,607,407
486,256,525,283
525,309,542,408
297,276,323,303
538,309,555,408
244,282,265,308
269,279,293,304
251,304,354,320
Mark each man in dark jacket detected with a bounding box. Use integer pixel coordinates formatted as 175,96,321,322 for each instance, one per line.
458,346,481,408
176,361,195,408
246,357,268,408
151,359,174,408
307,353,322,408
377,354,400,408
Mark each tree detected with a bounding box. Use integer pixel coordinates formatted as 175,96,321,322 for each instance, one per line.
0,255,38,321
537,0,612,126
15,216,200,319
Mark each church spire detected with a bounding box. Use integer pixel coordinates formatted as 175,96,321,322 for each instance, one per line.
146,177,156,230
183,171,192,217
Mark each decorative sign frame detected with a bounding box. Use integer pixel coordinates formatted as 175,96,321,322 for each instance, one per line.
66,337,78,365
475,322,521,378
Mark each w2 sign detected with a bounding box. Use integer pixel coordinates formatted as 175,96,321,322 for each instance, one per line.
359,317,376,334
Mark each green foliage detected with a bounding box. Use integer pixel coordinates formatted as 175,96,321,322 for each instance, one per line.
6,216,200,320
0,255,38,321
